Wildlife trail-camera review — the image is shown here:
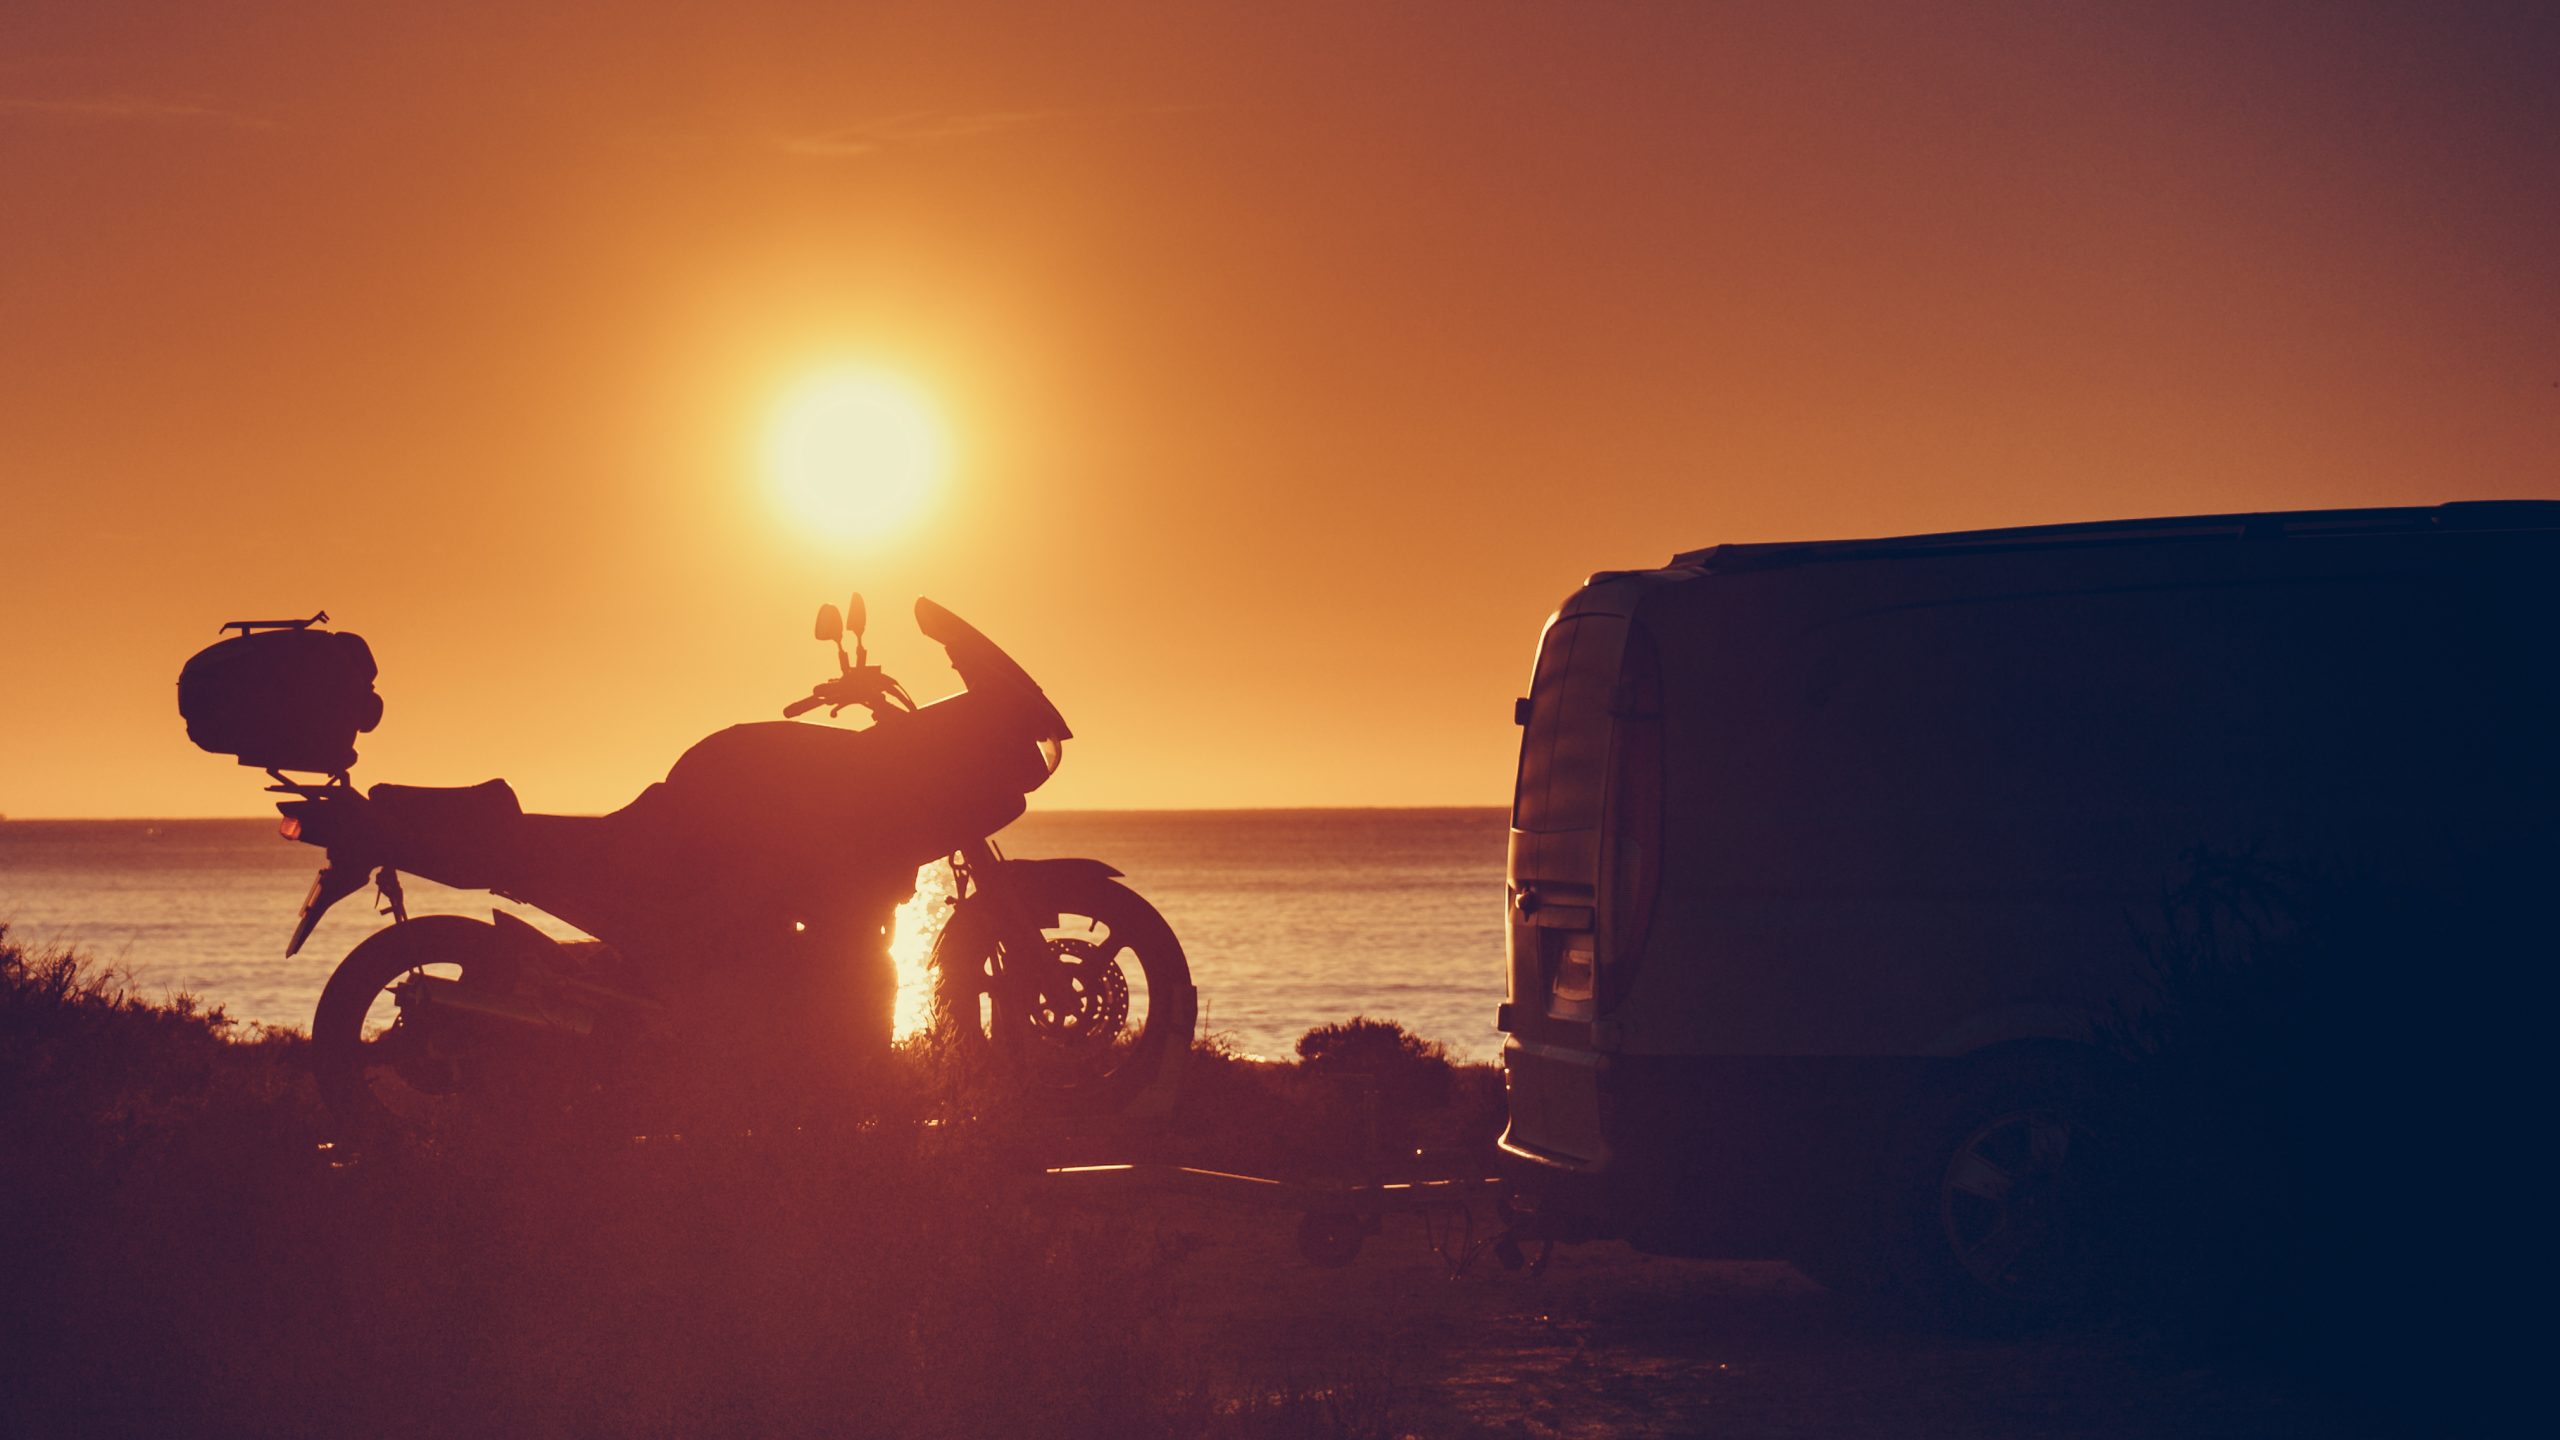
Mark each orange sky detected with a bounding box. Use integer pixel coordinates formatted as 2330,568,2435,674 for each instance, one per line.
4,2,2555,818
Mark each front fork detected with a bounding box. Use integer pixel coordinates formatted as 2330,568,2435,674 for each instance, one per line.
943,842,1121,1014
949,841,1052,1005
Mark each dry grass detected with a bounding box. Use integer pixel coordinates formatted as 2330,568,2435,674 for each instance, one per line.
0,923,1478,1440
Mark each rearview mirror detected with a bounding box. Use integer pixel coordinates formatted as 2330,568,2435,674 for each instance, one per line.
814,604,843,643
845,592,867,638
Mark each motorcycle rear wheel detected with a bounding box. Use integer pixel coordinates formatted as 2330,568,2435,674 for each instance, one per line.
311,915,541,1145
932,874,1196,1115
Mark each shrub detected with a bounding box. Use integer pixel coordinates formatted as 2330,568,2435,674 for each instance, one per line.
1293,1016,1453,1112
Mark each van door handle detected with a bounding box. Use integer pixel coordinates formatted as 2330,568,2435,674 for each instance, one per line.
1510,885,1595,929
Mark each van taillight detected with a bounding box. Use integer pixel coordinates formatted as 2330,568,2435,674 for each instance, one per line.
1600,624,1663,1005
1545,931,1597,1020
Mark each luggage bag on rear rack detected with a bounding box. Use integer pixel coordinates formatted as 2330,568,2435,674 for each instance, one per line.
177,612,383,776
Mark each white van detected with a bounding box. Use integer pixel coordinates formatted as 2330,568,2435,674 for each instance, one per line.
1496,502,2558,1322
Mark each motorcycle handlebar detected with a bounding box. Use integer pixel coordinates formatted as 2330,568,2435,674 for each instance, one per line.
783,669,905,720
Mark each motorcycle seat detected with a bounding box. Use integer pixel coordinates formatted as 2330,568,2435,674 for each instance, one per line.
474,782,669,859
368,778,522,830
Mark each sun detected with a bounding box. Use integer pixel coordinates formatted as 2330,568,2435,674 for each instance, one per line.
764,370,948,545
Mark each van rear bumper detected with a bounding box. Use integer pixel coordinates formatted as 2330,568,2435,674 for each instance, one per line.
1500,1048,1939,1258
1496,1038,1612,1171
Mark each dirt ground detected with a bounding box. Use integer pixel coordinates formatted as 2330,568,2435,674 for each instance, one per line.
1086,1192,2382,1439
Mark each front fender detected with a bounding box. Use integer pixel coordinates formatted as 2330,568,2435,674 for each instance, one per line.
983,856,1123,886
936,857,1128,962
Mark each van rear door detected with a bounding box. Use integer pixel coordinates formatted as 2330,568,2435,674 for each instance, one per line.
1509,609,1623,1034
1502,583,1656,1167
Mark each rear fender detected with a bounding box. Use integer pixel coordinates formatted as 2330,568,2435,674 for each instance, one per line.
285,860,373,958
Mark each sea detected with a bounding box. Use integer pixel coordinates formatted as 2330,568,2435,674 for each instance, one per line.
0,809,1513,1063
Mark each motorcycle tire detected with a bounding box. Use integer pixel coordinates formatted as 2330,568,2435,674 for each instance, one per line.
931,874,1197,1116
311,914,508,1144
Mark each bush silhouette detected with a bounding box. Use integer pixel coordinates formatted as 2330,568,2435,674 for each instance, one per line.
1293,1015,1455,1112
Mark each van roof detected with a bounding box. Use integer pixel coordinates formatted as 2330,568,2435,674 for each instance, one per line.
1667,500,2560,574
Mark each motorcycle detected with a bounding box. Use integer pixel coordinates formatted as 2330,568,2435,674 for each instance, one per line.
182,596,1197,1139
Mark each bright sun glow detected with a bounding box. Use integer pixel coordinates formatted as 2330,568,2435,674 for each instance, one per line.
887,863,955,1042
765,370,948,545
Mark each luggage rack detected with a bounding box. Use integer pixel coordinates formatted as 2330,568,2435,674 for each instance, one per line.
219,610,332,637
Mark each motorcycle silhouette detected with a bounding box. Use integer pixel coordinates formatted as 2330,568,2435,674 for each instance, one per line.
188,596,1196,1138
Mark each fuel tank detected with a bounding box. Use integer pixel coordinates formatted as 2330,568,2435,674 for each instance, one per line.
658,690,1036,869
379,694,1043,955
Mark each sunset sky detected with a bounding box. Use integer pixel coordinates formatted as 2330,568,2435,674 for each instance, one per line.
5,1,2555,819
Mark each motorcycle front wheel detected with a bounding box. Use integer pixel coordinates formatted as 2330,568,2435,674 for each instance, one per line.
931,873,1197,1115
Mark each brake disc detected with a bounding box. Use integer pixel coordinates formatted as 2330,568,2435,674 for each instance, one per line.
1026,935,1130,1050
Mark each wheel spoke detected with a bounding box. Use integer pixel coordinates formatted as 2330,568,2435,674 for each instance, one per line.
1947,1147,2016,1202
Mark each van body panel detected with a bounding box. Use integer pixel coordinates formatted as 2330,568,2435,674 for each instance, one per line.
1624,524,2530,1059
1499,505,2560,1255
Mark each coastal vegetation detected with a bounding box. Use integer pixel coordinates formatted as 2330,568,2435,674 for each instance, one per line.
0,923,1494,1439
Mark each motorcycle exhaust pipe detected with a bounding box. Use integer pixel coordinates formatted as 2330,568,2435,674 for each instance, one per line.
398,973,599,1037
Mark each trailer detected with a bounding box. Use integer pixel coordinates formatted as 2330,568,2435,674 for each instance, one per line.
1034,1070,1537,1274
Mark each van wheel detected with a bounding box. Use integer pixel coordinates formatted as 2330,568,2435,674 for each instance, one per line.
1884,1058,2127,1330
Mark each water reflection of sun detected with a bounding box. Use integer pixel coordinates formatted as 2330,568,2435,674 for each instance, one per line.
888,862,956,1040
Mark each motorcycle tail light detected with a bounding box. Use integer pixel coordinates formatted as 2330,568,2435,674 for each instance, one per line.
278,817,302,841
